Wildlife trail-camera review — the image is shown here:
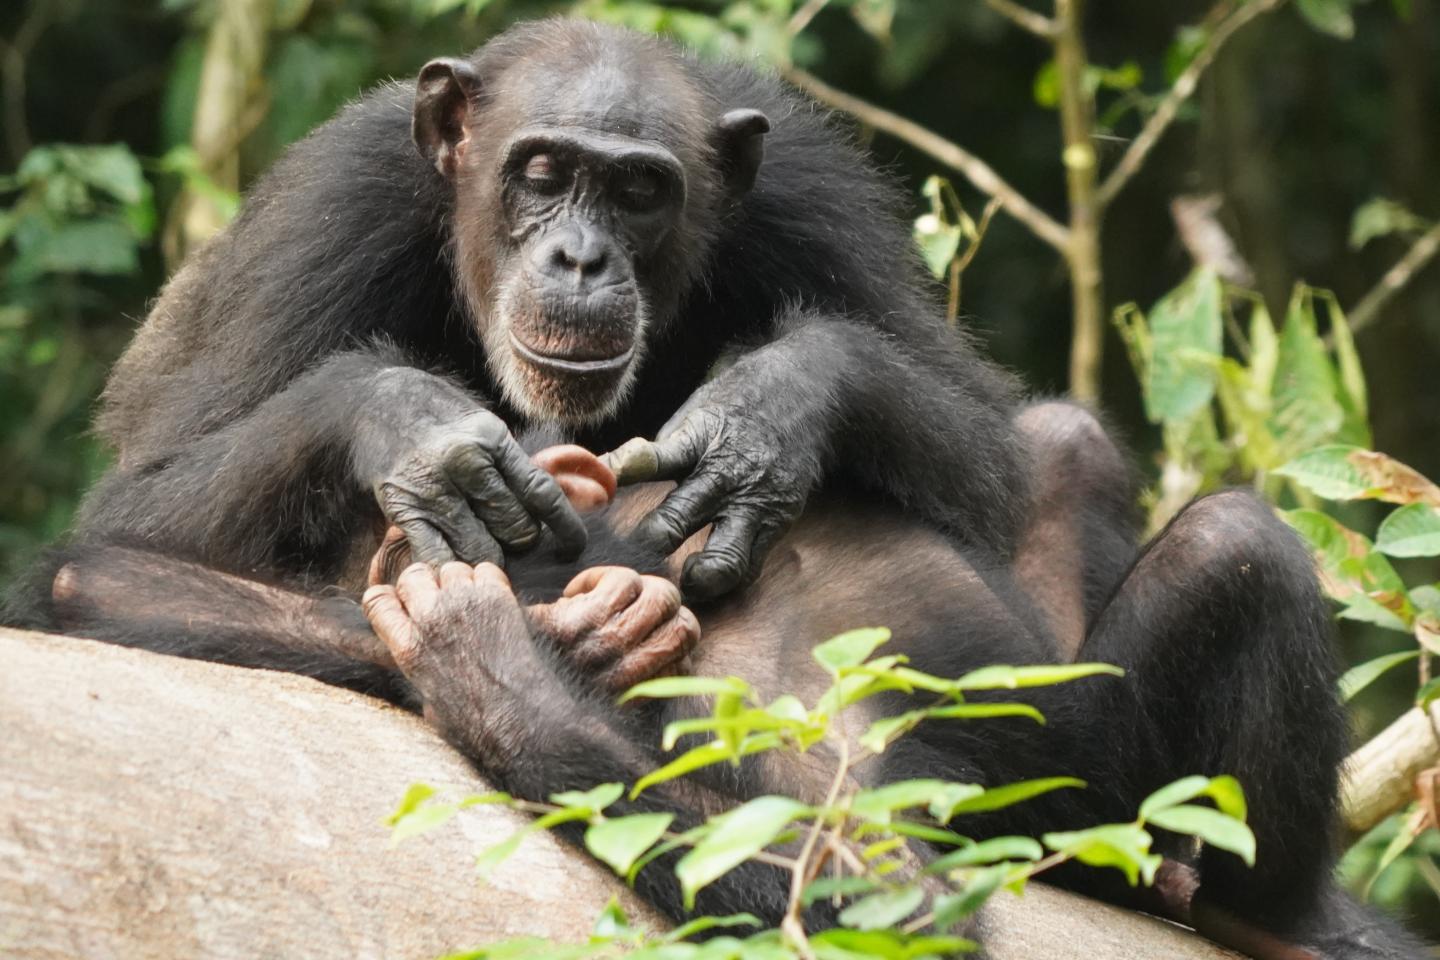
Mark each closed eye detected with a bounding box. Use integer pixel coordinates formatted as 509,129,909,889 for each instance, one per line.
522,153,565,193
614,168,668,212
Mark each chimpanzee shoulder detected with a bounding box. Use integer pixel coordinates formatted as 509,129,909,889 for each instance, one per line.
99,84,465,464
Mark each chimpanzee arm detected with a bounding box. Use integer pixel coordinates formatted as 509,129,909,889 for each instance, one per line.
617,309,1026,600
77,347,585,581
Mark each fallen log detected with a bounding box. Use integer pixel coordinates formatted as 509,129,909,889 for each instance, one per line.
0,627,1237,959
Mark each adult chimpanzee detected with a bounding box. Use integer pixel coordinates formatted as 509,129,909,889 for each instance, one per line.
3,17,1026,651
44,407,1426,960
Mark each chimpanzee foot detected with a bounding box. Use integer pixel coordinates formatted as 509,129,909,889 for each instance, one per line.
527,566,700,695
364,561,557,763
363,561,527,677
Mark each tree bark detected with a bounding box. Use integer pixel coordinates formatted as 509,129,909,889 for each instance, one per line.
1341,701,1440,835
0,628,1238,960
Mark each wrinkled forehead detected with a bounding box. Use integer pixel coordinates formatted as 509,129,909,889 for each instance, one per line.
497,50,706,148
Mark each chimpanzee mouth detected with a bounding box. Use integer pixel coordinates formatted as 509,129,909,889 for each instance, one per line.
509,334,635,376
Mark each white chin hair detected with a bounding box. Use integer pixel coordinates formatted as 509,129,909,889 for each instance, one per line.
485,281,648,428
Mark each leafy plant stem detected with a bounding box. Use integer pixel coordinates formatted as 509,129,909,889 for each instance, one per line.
783,738,853,954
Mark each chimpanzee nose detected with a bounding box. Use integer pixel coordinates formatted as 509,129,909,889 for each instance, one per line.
534,226,618,288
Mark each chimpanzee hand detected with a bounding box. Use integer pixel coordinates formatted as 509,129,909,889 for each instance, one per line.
372,410,588,567
528,566,700,694
604,394,823,602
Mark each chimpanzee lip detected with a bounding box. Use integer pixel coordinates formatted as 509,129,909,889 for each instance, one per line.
510,334,635,375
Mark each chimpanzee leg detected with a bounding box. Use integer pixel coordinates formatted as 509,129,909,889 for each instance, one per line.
1078,489,1346,927
895,490,1418,957
1076,490,1433,959
45,540,695,704
1010,402,1140,658
45,542,409,698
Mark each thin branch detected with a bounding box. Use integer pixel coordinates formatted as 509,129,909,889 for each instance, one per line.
787,0,833,37
1097,0,1287,209
1054,0,1105,402
982,0,1058,37
784,66,1071,253
783,739,851,956
1347,222,1440,335
0,0,56,166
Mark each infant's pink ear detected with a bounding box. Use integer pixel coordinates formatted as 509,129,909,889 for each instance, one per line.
532,445,617,512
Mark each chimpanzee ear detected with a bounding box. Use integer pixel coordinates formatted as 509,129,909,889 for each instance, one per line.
412,57,483,178
713,109,771,196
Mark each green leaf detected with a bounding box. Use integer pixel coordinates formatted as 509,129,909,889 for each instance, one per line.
1138,774,1247,822
852,779,955,823
859,710,927,754
932,864,1014,928
1376,504,1440,557
590,896,632,940
386,782,437,823
19,219,140,276
927,702,1046,724
1164,25,1208,82
1339,650,1420,701
1320,291,1370,443
1296,0,1356,38
551,782,624,812
1144,268,1223,424
765,694,808,723
459,791,513,808
811,928,978,958
1416,677,1440,710
1270,290,1345,457
1277,446,1440,505
585,813,674,875
953,663,1122,691
1275,445,1372,500
1249,300,1280,397
663,913,762,942
67,144,149,205
927,836,1044,873
674,797,810,907
389,802,458,845
812,628,892,675
937,777,1085,820
838,887,925,930
879,820,970,846
1146,805,1256,865
1043,823,1160,886
619,675,750,704
1350,198,1429,249
803,875,882,905
475,830,527,878
631,738,752,798
914,213,961,279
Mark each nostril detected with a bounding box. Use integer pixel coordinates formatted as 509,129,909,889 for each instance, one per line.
580,250,607,276
549,244,578,271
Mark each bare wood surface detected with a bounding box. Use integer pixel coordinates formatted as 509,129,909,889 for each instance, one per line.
0,628,1238,959
1342,702,1440,835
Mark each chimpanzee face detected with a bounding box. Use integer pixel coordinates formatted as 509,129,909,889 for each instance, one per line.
477,125,687,425
411,40,768,427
